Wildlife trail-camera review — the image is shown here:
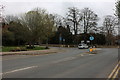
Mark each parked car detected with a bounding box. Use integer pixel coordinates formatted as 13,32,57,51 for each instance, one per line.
78,44,89,49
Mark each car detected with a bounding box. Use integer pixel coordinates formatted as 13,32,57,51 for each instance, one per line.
78,43,89,49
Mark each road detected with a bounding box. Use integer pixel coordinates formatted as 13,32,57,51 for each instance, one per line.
2,48,118,78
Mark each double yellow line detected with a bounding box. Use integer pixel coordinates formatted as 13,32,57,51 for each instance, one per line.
107,61,120,80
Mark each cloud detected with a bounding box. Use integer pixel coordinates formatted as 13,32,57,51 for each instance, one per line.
1,0,116,2
1,1,116,27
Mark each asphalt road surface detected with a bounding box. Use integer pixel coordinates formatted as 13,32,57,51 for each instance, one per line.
2,47,118,78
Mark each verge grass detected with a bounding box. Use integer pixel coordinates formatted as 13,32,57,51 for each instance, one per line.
2,46,46,52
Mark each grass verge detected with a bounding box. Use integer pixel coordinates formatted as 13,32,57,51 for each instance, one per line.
2,46,46,52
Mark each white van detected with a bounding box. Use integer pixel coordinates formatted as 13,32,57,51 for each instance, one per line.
78,44,89,49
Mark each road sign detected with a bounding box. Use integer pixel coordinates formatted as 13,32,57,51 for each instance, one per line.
89,36,94,41
59,37,62,41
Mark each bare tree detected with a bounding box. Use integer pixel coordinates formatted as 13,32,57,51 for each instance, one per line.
78,8,99,43
52,14,65,27
116,0,120,41
80,8,99,34
5,15,19,24
103,15,118,35
116,0,120,19
102,15,118,45
66,7,81,35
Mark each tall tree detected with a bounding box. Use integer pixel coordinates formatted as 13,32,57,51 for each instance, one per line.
5,15,19,24
66,7,81,35
116,1,120,40
79,8,98,43
102,15,118,35
43,14,56,47
102,15,118,45
20,8,55,46
8,21,27,45
80,8,99,34
116,0,120,19
3,15,27,45
2,28,15,46
52,14,64,27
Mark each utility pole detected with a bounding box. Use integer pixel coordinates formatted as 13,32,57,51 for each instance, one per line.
0,6,5,78
0,5,5,24
0,5,5,46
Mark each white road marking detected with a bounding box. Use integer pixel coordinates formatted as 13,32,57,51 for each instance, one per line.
0,73,2,75
76,53,86,56
89,54,95,55
80,54,84,56
2,66,37,75
96,48,102,50
53,57,76,63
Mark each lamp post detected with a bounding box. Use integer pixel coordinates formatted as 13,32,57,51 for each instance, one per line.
0,5,5,23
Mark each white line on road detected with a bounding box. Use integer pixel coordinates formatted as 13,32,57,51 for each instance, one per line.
2,66,37,75
96,48,102,50
52,57,76,63
0,73,2,75
89,54,95,55
80,54,84,56
76,53,86,56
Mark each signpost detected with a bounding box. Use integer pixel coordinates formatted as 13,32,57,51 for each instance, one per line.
89,36,94,41
59,37,62,42
89,36,94,47
89,36,96,54
59,34,62,48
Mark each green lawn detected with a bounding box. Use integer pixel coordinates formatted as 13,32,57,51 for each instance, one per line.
2,46,46,52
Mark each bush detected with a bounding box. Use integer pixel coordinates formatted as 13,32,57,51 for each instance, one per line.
10,47,27,52
26,46,35,49
45,46,49,49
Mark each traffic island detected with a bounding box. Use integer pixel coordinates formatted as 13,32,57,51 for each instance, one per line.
1,48,62,56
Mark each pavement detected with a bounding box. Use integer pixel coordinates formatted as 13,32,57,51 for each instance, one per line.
1,47,118,78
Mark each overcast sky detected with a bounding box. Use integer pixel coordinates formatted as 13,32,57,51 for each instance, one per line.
1,0,117,26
